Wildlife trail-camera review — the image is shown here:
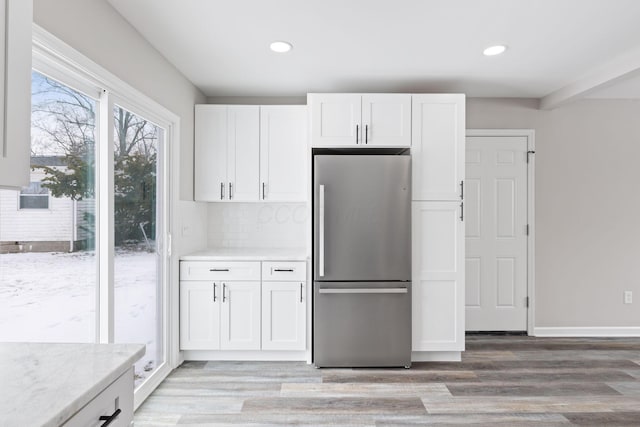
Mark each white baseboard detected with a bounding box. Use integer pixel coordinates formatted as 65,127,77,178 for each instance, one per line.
182,350,309,361
533,327,640,337
411,351,461,362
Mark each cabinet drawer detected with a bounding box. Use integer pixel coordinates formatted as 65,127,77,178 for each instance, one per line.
262,261,306,281
63,367,133,427
181,261,261,281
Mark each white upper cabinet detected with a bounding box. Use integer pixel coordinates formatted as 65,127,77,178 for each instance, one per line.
0,0,33,189
412,94,465,201
309,93,411,147
361,94,411,146
227,106,260,201
195,104,306,202
194,105,259,202
260,106,307,201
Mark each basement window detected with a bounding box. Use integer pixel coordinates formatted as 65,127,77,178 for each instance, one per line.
19,182,50,209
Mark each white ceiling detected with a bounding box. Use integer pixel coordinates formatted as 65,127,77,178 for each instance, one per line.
107,0,640,103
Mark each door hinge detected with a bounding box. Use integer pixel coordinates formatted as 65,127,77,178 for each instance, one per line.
527,150,535,163
525,296,530,308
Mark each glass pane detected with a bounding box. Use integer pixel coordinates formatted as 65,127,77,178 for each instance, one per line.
113,105,163,388
0,71,97,342
19,195,49,209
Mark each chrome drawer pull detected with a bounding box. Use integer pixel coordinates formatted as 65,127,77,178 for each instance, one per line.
209,268,229,272
273,268,294,272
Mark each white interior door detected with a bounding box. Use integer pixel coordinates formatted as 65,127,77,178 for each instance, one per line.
465,135,528,331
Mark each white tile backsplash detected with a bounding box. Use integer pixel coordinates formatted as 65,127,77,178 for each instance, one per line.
207,203,308,249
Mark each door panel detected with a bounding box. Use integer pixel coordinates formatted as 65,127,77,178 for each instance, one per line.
227,106,259,201
262,282,305,350
220,281,260,350
465,135,528,331
195,105,227,201
310,94,361,146
259,106,307,201
314,155,411,281
361,94,411,146
179,282,219,350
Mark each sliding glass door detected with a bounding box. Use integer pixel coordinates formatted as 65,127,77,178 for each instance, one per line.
113,105,165,387
0,69,169,394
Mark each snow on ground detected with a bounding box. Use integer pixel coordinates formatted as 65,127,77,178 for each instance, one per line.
0,250,159,386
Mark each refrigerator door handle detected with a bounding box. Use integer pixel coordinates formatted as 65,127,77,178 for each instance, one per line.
319,288,408,294
319,184,325,277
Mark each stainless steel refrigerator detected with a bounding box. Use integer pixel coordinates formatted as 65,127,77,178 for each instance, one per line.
313,154,411,367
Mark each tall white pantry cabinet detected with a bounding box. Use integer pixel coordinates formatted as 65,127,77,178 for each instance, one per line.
411,94,466,357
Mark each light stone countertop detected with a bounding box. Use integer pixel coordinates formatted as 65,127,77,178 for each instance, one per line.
181,247,309,261
0,342,145,427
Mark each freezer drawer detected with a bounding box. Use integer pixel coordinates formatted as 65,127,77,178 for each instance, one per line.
313,281,411,367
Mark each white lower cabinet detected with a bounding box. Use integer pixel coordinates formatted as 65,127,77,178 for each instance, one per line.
412,201,465,352
262,281,306,350
63,367,133,427
180,282,220,350
179,260,307,356
220,281,261,350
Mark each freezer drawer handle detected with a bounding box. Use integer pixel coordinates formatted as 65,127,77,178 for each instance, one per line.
319,184,325,276
319,288,408,294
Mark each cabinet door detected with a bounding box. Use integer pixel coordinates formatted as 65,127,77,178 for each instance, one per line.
309,94,361,146
361,94,411,147
227,106,260,201
262,282,306,350
259,106,308,201
195,105,228,201
412,94,465,200
0,0,32,189
180,282,220,350
220,281,261,350
412,201,465,352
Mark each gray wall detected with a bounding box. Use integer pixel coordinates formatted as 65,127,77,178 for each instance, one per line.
467,98,640,328
34,0,206,202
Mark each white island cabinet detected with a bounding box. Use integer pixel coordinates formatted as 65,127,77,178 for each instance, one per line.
179,250,308,361
0,0,32,189
0,343,143,427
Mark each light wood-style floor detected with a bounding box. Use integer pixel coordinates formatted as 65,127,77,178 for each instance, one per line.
134,336,640,426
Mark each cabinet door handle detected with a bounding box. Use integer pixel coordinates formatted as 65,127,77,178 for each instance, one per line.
300,283,303,303
229,182,233,199
220,182,224,200
365,124,368,144
262,182,266,200
460,202,464,222
213,283,217,302
460,180,464,200
355,124,359,144
99,408,121,427
223,283,226,302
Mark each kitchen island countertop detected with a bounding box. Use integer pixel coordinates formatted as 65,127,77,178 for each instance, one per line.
0,342,144,427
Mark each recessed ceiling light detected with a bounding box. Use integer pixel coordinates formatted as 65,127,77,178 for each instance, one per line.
483,45,507,56
270,41,292,53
